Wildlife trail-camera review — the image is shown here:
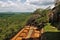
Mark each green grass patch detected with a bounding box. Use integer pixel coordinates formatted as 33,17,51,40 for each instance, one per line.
44,23,59,32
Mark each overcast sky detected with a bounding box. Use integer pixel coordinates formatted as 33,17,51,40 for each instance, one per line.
0,0,55,12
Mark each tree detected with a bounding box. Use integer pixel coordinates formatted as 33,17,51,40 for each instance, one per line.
26,8,50,29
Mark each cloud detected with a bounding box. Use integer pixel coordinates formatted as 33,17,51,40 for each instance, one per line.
0,0,55,12
25,0,55,9
29,0,54,6
0,0,38,12
30,1,54,6
20,0,26,3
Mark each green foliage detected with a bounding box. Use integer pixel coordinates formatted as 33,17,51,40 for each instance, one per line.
44,23,59,32
0,13,31,40
33,9,42,14
34,9,50,24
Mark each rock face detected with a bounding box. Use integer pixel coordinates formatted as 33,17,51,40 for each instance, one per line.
26,14,41,26
49,3,60,30
53,0,60,23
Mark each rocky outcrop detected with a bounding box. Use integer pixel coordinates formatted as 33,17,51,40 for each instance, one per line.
49,4,60,30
